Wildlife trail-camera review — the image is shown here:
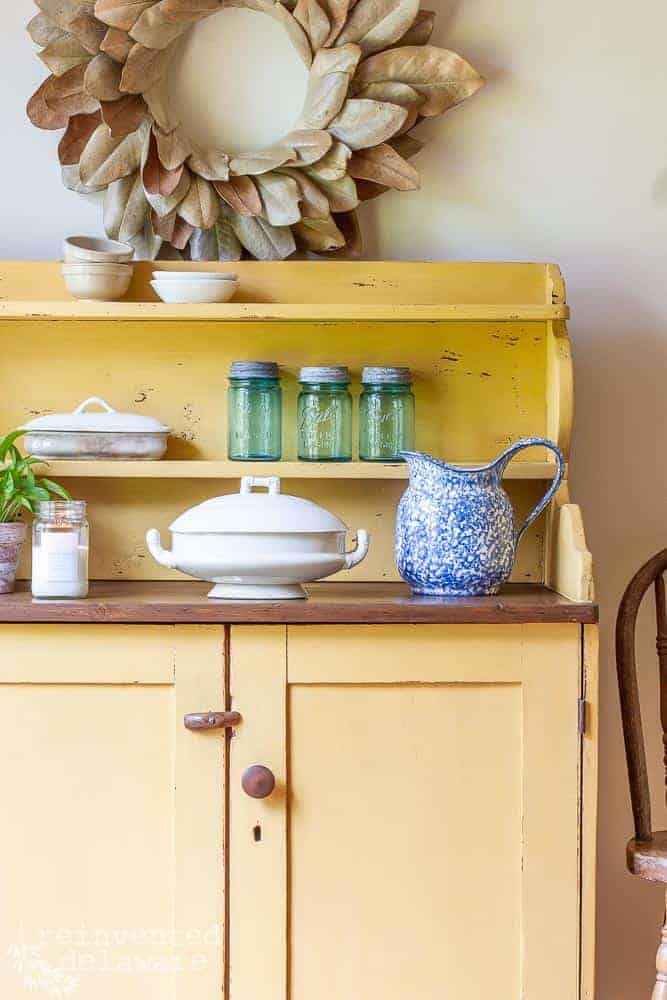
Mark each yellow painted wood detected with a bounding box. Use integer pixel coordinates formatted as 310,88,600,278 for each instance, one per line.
43,459,562,480
546,262,567,307
0,260,564,307
0,301,570,322
1,321,548,465
580,624,600,1000
0,259,594,601
519,624,581,1000
227,624,583,1000
0,624,175,682
545,482,595,602
288,623,526,682
0,259,597,1000
546,320,574,459
293,684,523,997
228,626,287,1000
15,479,549,586
172,626,226,1000
0,624,225,1000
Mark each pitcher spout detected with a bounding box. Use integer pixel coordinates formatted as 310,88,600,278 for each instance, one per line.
400,450,454,476
400,451,463,495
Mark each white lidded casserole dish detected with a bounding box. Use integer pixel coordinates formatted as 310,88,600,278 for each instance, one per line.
146,476,370,600
23,397,170,460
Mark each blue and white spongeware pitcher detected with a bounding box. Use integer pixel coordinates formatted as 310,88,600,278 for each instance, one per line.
395,437,565,597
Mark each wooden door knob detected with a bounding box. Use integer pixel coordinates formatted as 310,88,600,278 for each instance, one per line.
242,765,276,799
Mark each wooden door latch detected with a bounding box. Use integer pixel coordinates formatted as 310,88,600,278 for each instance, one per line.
184,711,242,731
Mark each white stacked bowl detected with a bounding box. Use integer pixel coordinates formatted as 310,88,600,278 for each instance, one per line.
62,237,134,301
151,271,239,304
63,237,134,264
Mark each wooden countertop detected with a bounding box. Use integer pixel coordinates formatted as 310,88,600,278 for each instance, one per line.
0,582,598,625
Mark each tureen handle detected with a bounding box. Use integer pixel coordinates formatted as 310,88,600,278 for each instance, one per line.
146,529,177,569
344,529,370,571
240,476,281,495
75,396,116,414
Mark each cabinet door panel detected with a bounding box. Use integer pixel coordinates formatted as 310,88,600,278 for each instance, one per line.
0,625,225,1000
291,682,521,1000
229,623,581,1000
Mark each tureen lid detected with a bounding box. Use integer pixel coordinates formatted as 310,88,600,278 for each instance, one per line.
22,397,170,433
170,477,348,534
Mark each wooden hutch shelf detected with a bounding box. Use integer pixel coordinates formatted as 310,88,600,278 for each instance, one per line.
0,259,589,601
0,259,568,320
43,459,563,480
0,301,570,323
0,581,597,625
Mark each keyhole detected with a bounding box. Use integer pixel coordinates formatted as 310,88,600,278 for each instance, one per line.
253,824,262,843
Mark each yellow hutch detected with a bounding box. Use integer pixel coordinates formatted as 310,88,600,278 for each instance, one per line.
0,260,597,1000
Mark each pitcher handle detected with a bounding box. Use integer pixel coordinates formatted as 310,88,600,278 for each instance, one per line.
494,437,565,542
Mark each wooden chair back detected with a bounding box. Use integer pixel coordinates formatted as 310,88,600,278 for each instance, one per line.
616,549,667,843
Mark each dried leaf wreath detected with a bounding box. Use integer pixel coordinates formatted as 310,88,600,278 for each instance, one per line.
27,0,484,260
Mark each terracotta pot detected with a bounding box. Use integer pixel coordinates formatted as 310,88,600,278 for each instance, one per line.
0,522,27,594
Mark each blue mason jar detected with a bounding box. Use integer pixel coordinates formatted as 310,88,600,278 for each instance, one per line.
297,366,352,462
228,361,282,461
359,366,415,461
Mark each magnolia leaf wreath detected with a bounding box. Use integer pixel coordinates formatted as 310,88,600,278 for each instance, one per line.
27,0,484,260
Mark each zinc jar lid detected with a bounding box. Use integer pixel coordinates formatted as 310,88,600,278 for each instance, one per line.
230,361,279,379
362,366,412,384
299,366,350,384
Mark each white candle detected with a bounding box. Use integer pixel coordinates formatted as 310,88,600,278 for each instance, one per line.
32,511,89,600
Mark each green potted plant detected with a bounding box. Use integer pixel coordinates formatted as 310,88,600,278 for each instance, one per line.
0,430,70,594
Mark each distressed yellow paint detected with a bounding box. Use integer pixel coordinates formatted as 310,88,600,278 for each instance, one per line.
0,619,597,1000
580,624,600,1000
0,302,570,321
0,623,175,682
38,458,561,479
0,259,591,601
546,482,595,602
0,262,597,1000
0,624,225,1000
0,260,564,307
228,626,287,1000
228,623,584,1000
2,320,548,461
15,476,549,584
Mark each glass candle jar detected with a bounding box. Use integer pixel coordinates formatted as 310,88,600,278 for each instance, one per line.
298,366,352,462
228,361,282,461
32,500,89,599
359,366,415,461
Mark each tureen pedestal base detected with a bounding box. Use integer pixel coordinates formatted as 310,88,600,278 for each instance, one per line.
207,583,307,601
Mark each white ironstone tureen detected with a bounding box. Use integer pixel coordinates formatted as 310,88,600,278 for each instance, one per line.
146,476,369,600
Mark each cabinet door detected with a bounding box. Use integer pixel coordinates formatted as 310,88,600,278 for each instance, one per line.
229,623,582,1000
0,624,225,1000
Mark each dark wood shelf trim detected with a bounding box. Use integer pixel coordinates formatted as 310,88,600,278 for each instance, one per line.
0,582,598,626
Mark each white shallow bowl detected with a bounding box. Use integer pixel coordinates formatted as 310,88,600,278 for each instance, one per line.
63,266,133,301
152,271,238,281
64,236,134,264
151,278,238,304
